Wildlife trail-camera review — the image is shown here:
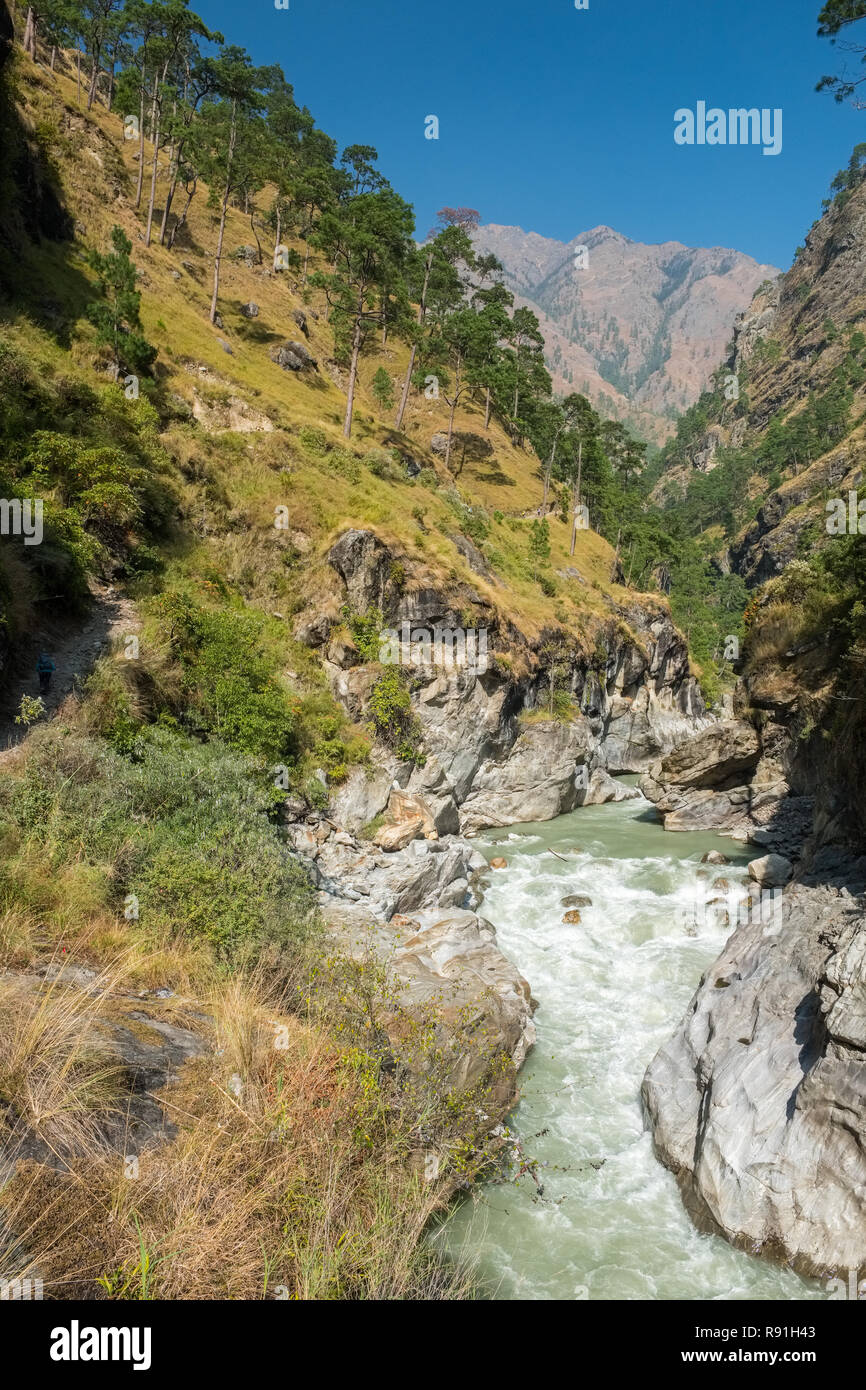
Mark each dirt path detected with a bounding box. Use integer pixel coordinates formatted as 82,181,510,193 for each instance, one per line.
0,584,138,752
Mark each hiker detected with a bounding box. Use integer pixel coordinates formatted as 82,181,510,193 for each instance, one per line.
36,652,56,698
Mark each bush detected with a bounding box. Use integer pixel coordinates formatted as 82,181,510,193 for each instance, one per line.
153,594,296,760
367,667,423,763
298,426,328,455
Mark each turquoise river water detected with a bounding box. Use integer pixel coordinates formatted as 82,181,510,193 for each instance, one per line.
445,784,825,1301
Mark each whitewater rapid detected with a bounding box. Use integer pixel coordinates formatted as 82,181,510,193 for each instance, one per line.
446,785,823,1301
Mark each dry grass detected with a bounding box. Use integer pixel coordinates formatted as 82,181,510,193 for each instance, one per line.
1,971,477,1300
0,959,128,1161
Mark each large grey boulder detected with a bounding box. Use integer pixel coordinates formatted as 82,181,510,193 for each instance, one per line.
642,878,866,1276
575,767,640,806
324,901,535,1091
459,719,592,834
271,339,318,371
639,721,770,833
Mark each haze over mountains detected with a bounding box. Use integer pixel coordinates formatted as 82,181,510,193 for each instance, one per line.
474,223,780,444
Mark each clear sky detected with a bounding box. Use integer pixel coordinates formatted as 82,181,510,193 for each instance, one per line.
194,0,864,270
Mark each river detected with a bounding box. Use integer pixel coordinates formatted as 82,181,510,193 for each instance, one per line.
446,783,824,1301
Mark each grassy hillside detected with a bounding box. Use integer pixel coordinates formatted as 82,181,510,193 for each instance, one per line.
0,41,682,1301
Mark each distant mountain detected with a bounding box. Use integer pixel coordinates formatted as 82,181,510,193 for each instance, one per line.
473,223,780,443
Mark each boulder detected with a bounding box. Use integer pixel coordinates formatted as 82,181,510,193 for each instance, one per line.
643,876,866,1276
459,719,592,834
575,767,640,806
373,817,425,852
648,721,761,791
490,857,507,869
747,852,793,887
562,909,582,924
701,850,730,865
561,894,592,908
323,903,536,1092
240,301,259,318
271,340,318,372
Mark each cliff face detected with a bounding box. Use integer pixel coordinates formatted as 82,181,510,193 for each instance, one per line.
657,170,866,584
302,526,707,835
641,170,866,1279
474,222,779,444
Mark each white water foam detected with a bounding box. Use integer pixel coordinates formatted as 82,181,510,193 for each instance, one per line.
445,792,824,1301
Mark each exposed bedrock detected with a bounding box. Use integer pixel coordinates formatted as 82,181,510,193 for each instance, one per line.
642,870,866,1277
316,528,710,842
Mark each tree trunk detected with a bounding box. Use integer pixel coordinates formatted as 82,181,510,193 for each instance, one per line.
444,361,461,470
135,79,146,208
50,46,56,71
484,385,491,430
394,247,433,431
159,170,178,245
542,430,561,513
210,102,237,324
394,343,416,431
168,179,196,249
76,47,81,106
610,527,622,582
22,7,34,59
302,239,310,284
87,50,99,109
343,316,363,438
569,441,583,556
249,207,262,263
444,394,457,471
144,120,161,246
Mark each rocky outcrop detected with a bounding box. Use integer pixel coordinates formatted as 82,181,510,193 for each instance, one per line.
324,901,535,1094
316,529,709,840
576,767,640,806
459,719,590,834
642,866,866,1277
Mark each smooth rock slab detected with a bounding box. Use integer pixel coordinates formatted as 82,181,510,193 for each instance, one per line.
642,880,866,1276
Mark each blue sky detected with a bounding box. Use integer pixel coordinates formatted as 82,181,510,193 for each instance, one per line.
196,0,865,270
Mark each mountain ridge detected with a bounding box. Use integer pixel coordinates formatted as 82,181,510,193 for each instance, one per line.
475,221,781,443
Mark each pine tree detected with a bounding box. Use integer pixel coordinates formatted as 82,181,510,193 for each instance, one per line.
86,225,157,374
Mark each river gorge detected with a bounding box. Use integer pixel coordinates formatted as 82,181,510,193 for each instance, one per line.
445,789,825,1300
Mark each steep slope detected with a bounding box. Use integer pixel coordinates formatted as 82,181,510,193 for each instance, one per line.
640,159,866,1278
475,222,779,443
0,35,719,1300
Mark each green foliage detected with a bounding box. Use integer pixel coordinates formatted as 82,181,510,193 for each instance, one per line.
367,666,423,763
298,426,328,455
153,594,295,760
343,606,384,661
14,695,45,727
528,518,550,578
0,727,318,968
86,227,157,375
370,367,394,412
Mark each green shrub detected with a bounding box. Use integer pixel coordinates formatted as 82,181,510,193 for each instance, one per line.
298,426,328,455
367,667,423,763
153,593,295,760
